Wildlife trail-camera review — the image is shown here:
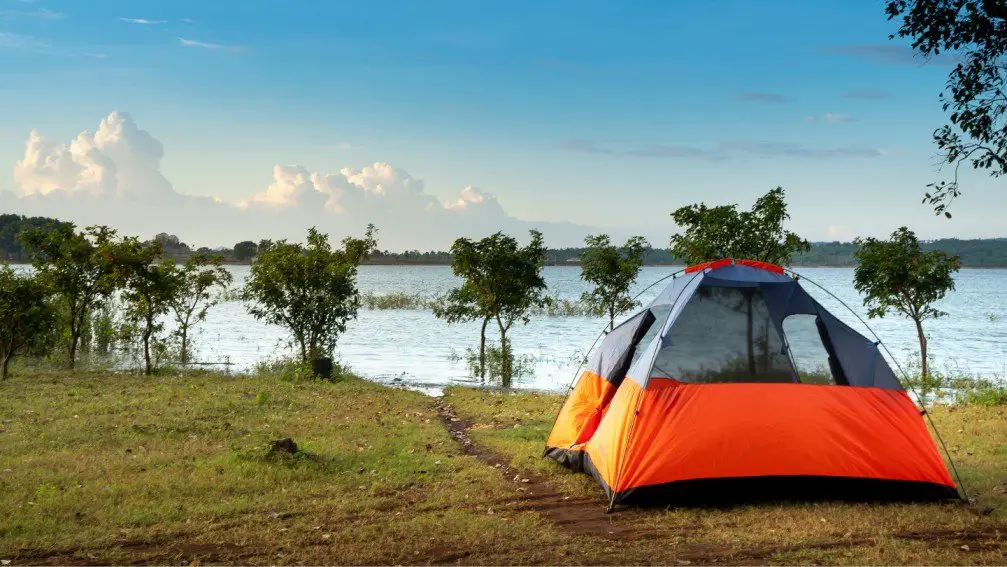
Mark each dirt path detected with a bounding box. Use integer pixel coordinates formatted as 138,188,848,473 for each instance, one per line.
433,399,642,540
433,399,1007,564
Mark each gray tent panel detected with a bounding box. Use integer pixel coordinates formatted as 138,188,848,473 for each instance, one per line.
815,305,902,390
586,309,656,385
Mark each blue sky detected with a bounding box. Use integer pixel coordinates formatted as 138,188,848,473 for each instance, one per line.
1,0,1004,249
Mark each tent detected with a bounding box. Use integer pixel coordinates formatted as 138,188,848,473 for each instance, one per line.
545,258,960,508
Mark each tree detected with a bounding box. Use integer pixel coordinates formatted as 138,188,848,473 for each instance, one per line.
234,241,257,262
118,238,176,375
580,234,649,331
670,187,810,265
243,225,377,363
0,265,55,378
886,0,1007,215
853,227,960,387
20,224,124,368
167,252,232,364
434,231,549,385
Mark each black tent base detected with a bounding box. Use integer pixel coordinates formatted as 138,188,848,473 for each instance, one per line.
580,456,960,508
613,475,962,508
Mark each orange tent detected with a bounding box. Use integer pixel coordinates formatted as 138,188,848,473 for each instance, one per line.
546,259,959,508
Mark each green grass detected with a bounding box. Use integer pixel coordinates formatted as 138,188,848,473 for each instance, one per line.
1,369,1005,565
0,371,612,564
445,386,1007,565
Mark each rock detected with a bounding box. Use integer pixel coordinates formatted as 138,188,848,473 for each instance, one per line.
269,438,298,456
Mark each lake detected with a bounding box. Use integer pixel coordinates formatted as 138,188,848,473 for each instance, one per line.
181,265,1007,393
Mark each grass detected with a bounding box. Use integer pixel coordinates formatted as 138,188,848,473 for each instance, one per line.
0,370,607,564
1,369,1005,565
444,386,1007,565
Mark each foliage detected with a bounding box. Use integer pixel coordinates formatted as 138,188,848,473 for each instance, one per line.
233,240,258,262
118,238,178,375
167,252,233,364
579,234,649,330
20,223,127,368
433,231,549,385
887,0,1007,216
254,356,351,382
0,265,56,378
360,291,439,310
669,187,810,265
242,225,377,362
854,227,960,385
452,346,535,383
0,214,68,262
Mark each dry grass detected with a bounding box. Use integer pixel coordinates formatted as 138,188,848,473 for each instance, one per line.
1,370,1004,565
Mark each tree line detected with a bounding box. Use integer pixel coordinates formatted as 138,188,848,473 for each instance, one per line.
4,213,1006,267
1,188,960,391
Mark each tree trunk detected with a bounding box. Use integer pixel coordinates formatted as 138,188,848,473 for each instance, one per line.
180,326,189,365
915,319,929,391
143,315,153,375
609,304,615,332
69,331,79,369
496,316,511,388
1,350,10,379
479,316,490,380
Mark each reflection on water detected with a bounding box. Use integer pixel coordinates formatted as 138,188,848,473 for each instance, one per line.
186,265,1007,392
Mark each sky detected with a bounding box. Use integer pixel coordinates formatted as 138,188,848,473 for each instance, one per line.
1,0,1005,250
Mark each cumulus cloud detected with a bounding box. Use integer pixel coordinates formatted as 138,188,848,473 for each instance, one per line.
3,112,592,250
13,111,174,201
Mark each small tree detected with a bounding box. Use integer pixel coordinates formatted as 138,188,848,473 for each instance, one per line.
580,234,649,330
234,241,257,262
434,231,549,385
243,225,377,363
670,187,809,265
853,227,960,388
118,238,177,375
167,252,232,364
20,224,124,368
0,264,56,378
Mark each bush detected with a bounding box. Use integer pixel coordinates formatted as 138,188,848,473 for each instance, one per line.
254,357,351,383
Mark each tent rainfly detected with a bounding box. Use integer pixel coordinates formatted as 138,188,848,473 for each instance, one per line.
545,259,960,509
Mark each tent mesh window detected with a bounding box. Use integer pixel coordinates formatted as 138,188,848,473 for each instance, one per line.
651,286,795,383
782,314,837,385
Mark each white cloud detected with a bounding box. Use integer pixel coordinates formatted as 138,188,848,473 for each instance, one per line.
444,185,506,217
0,7,63,19
4,112,593,250
120,17,167,25
178,37,241,52
14,111,175,201
0,32,45,50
